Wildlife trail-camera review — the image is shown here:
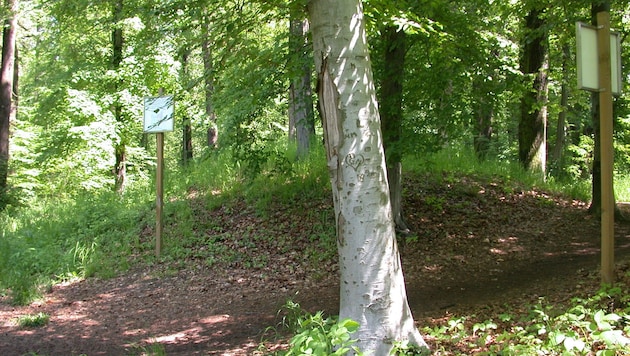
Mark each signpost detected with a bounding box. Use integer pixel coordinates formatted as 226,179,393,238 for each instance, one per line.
576,12,621,284
143,95,174,258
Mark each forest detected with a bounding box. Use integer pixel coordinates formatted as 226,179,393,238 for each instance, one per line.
2,0,630,355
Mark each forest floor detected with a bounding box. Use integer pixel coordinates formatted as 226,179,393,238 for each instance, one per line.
2,172,630,355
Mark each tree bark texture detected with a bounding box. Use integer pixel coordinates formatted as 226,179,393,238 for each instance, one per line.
308,0,427,353
0,0,17,194
288,12,315,159
112,0,126,193
180,48,193,165
182,118,193,164
518,7,548,174
378,25,409,233
202,12,217,148
552,44,570,166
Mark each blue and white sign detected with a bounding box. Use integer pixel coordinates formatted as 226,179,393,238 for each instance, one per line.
143,96,174,133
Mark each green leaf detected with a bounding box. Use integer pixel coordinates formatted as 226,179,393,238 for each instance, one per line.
563,336,585,352
339,318,360,332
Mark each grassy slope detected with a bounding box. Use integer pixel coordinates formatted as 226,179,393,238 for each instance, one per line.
1,148,630,354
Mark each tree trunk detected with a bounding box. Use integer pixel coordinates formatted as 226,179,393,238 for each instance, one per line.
180,47,193,165
378,25,409,234
552,44,570,166
202,13,217,148
0,0,17,198
288,10,315,159
308,0,427,353
182,118,193,164
112,0,126,193
473,75,494,160
518,7,548,174
589,0,610,215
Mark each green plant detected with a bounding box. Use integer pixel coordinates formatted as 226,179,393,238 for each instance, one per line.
17,312,50,328
127,340,166,356
421,285,630,355
279,300,363,356
391,340,431,355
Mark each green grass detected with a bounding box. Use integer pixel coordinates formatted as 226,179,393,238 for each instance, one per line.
0,143,626,306
16,312,50,328
405,146,592,202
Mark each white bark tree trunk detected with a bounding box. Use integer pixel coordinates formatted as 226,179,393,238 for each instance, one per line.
307,0,428,354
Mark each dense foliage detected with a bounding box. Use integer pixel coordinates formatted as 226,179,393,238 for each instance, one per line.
1,0,630,353
1,0,628,206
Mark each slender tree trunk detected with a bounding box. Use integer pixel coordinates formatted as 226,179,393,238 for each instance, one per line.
202,13,217,148
473,76,494,160
474,107,493,160
553,44,570,166
518,6,548,174
0,0,17,199
180,48,193,165
308,0,428,353
182,117,193,164
378,25,409,234
589,0,610,215
112,0,126,193
288,10,315,159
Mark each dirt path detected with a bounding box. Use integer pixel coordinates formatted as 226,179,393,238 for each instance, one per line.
2,241,630,356
2,176,630,356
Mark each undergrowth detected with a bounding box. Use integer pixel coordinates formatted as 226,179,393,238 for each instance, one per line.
421,279,630,355
265,281,630,355
0,140,625,355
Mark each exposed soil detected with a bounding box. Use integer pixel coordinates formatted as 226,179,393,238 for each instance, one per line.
2,173,630,355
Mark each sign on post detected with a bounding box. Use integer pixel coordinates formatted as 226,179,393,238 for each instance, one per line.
576,22,622,96
143,94,174,258
143,96,175,133
576,13,621,285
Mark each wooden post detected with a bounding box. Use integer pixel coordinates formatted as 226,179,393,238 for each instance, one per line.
597,11,615,285
156,131,164,258
155,88,165,258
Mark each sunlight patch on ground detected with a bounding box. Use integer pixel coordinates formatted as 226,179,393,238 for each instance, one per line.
423,264,442,272
199,314,231,324
148,329,199,343
54,313,88,323
208,341,260,355
141,315,233,345
490,236,525,255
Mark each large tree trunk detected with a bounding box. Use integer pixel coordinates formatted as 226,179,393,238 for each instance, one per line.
202,12,217,148
288,10,315,159
518,6,548,174
308,0,427,353
0,0,17,198
378,25,409,234
112,0,126,193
